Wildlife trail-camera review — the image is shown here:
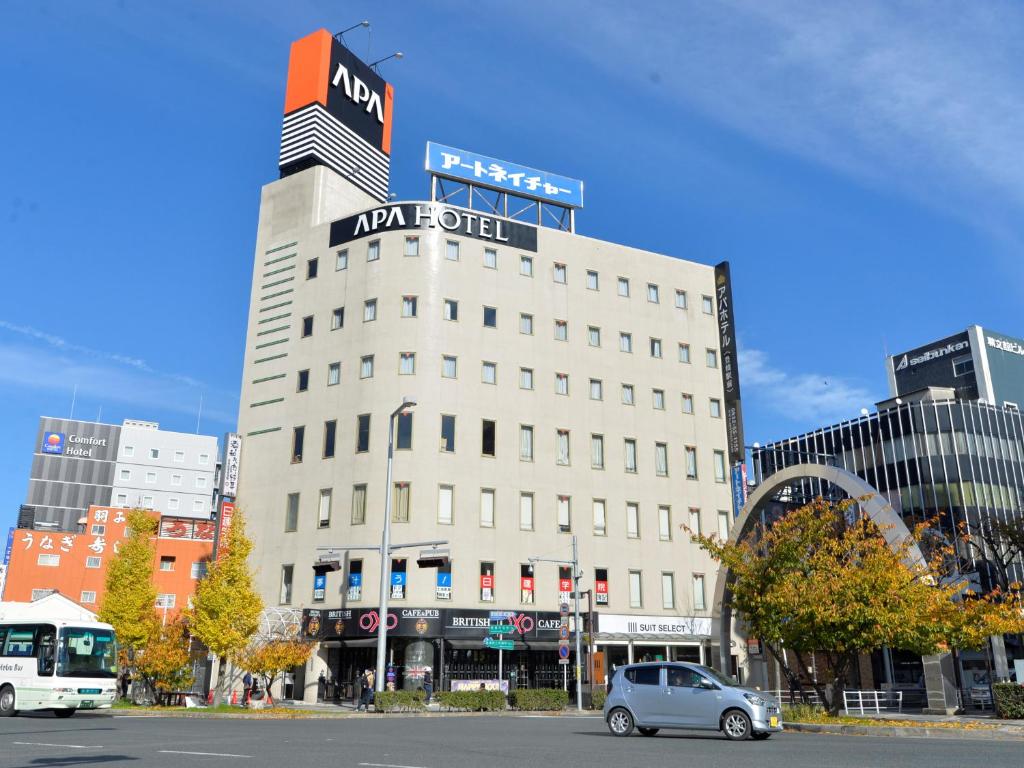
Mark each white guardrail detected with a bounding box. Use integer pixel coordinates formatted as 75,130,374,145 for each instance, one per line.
843,689,903,714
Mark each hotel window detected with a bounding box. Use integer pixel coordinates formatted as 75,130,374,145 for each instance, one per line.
554,320,568,341
38,553,60,567
196,476,208,490
675,289,687,309
80,591,97,604
626,502,640,538
689,508,702,536
718,510,731,541
519,367,534,390
116,493,128,505
446,240,460,261
86,556,101,569
440,414,456,453
652,389,665,410
678,343,691,363
622,383,635,405
617,276,630,297
647,283,660,303
520,313,534,335
556,429,570,466
356,414,371,453
438,485,453,525
655,443,669,477
682,393,694,414
555,373,569,395
404,236,419,257
396,412,413,450
519,425,534,461
586,270,599,290
714,450,727,483
442,355,457,378
710,398,722,418
624,438,638,473
392,482,411,523
520,492,534,531
520,255,533,276
592,499,607,536
360,355,374,378
659,506,671,541
301,316,313,337
291,426,304,463
327,362,341,386
693,574,707,611
367,239,380,262
120,469,131,481
662,573,675,609
702,295,714,314
629,571,643,608
557,495,571,532
297,369,310,392
351,484,367,525
619,332,632,353
484,247,497,269
399,352,416,375
198,453,209,465
553,263,567,283
306,257,318,279
590,379,603,400
173,450,184,463
482,361,497,384
323,420,337,458
706,349,718,368
285,492,299,532
171,474,182,486
313,488,331,531
482,420,496,457
480,489,495,528
150,448,160,460
190,499,200,513
279,565,293,605
363,299,377,322
159,556,175,572
483,306,497,328
521,564,535,604
336,249,348,270
588,326,601,347
685,446,698,479
650,338,662,358
480,562,495,602
591,434,605,469
444,299,458,321
156,594,176,609
91,524,106,535
401,296,417,317
123,445,135,457
191,561,208,579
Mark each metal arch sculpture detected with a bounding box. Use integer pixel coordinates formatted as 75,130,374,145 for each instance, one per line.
256,606,303,644
710,462,928,673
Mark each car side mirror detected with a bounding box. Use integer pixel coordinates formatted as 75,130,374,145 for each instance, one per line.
698,678,717,690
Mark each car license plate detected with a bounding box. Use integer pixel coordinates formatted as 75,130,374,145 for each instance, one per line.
769,716,778,728
80,701,95,709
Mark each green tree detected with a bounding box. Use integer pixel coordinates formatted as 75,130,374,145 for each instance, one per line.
189,508,263,705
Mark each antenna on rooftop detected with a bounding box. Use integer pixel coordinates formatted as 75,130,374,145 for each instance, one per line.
196,393,204,435
69,384,78,420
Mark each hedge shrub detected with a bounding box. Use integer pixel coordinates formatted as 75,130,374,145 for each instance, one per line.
510,688,569,711
436,690,507,711
373,689,426,713
590,687,606,710
994,683,1024,719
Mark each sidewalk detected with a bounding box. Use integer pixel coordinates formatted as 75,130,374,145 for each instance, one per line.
787,710,1024,741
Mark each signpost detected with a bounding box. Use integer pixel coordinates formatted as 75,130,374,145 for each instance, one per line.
488,610,515,687
484,637,514,651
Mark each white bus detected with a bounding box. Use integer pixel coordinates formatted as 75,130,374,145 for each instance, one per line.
0,616,119,717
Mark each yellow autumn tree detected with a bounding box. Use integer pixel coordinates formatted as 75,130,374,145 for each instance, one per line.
135,616,194,697
236,626,313,705
189,508,263,705
99,509,159,669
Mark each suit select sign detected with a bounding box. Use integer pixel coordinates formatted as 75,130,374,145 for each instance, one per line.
597,614,711,638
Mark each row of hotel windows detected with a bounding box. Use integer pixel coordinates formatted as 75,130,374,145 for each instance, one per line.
110,493,208,513
117,468,208,489
291,418,727,479
36,554,208,578
281,556,708,613
300,300,717,368
121,445,211,464
311,238,715,315
286,485,732,539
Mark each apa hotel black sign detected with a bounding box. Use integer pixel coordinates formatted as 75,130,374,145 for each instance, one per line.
329,203,538,252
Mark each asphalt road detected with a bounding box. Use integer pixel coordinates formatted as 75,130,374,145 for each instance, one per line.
0,712,1018,768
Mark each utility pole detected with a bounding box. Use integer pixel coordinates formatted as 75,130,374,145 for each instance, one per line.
529,537,584,711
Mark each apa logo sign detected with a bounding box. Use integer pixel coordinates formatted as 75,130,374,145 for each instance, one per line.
331,62,383,124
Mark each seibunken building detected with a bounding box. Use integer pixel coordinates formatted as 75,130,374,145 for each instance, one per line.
234,29,744,703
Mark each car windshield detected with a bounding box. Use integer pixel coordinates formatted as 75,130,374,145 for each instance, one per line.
57,627,118,678
695,664,739,687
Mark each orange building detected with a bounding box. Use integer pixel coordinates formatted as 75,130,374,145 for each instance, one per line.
1,505,214,618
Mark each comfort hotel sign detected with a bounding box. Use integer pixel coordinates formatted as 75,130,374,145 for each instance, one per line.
329,203,538,252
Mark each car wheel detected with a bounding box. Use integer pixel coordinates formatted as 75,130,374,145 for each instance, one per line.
54,709,76,718
607,707,635,737
638,727,659,737
722,709,752,740
0,686,16,717
751,732,771,740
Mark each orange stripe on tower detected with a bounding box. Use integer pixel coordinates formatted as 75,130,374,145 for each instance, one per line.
283,29,332,114
381,83,395,155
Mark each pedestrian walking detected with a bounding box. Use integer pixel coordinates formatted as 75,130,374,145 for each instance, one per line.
422,669,433,704
357,668,371,711
242,671,253,705
363,669,375,711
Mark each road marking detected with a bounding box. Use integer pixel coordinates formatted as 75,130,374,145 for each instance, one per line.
13,742,101,749
359,763,432,768
159,750,250,758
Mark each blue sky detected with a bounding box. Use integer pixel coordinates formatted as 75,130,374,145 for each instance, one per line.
3,1,1023,533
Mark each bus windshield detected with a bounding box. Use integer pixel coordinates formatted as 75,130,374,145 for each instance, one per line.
57,627,118,678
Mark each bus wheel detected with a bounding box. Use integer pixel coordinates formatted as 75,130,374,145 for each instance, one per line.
0,685,16,716
54,709,76,718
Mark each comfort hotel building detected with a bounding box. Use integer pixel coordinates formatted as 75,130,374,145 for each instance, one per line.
235,29,742,702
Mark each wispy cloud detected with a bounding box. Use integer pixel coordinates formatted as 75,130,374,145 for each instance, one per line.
740,347,877,426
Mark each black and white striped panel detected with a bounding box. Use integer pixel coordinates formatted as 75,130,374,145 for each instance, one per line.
280,104,390,202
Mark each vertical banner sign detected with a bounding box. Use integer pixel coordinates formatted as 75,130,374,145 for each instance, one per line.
480,573,494,602
221,433,242,498
390,570,406,600
715,261,747,518
214,500,235,561
313,572,327,602
520,575,534,603
435,569,452,600
348,571,363,601
595,579,609,605
3,527,13,565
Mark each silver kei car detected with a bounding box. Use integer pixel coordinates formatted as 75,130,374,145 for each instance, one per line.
603,662,783,741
